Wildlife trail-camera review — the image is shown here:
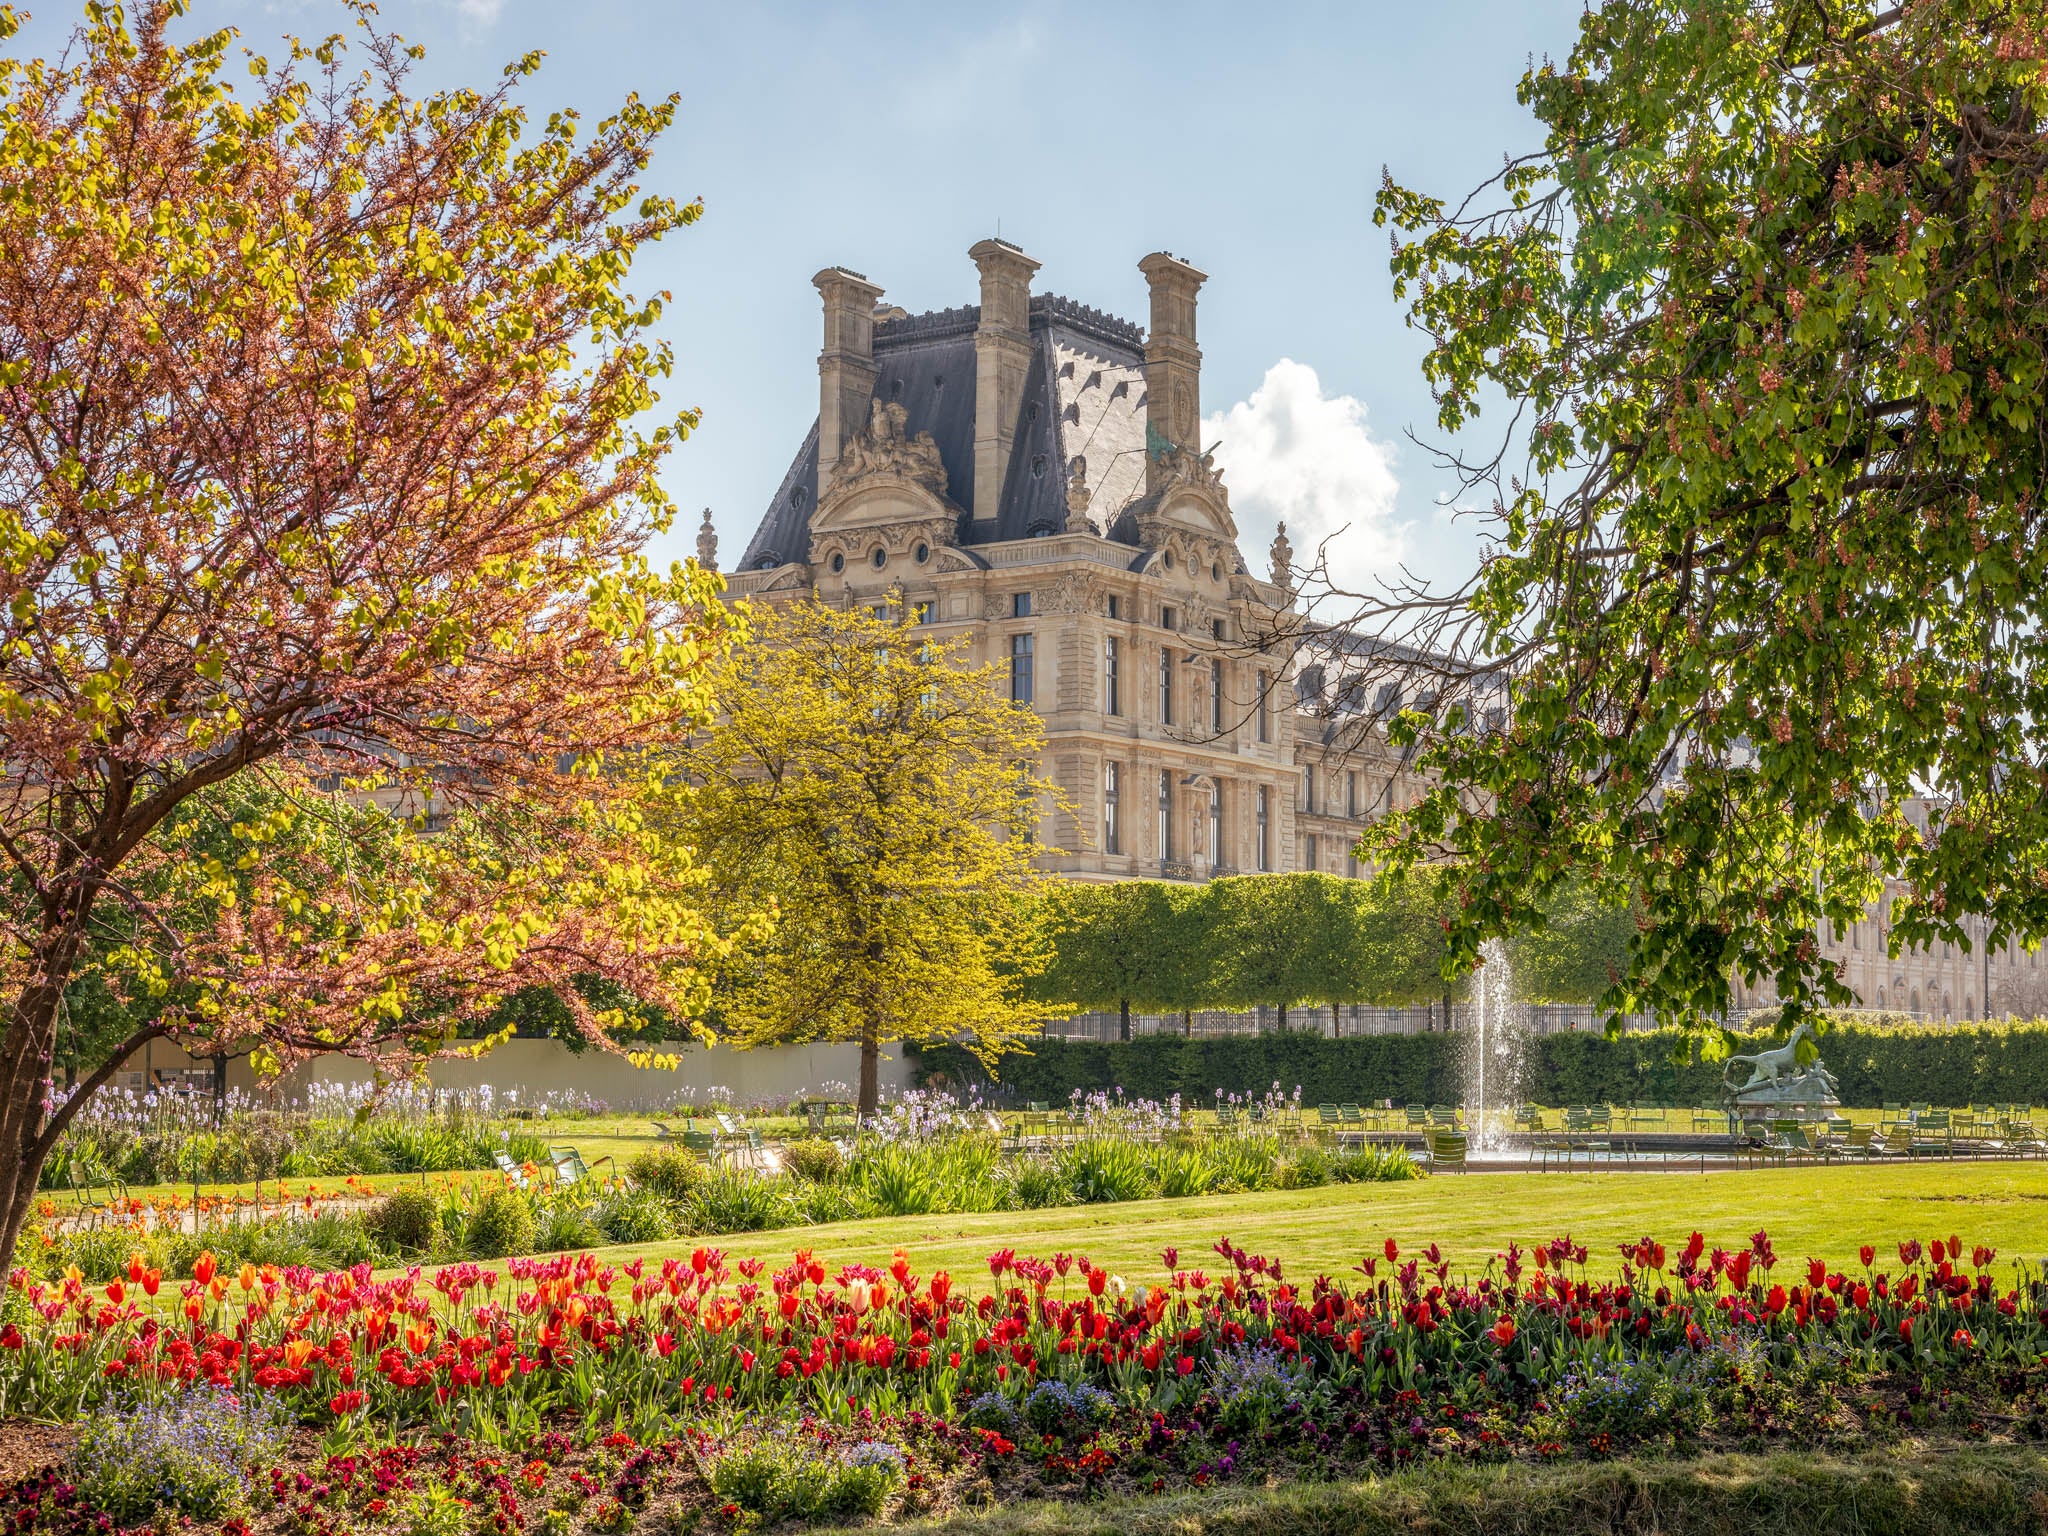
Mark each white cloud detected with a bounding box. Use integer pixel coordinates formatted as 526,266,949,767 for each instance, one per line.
1204,359,1405,595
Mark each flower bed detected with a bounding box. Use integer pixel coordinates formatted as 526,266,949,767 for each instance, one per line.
1,1230,2045,1531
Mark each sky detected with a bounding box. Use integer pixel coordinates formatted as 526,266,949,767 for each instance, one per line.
9,0,1588,594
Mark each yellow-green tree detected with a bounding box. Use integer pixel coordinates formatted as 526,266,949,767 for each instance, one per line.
671,601,1058,1113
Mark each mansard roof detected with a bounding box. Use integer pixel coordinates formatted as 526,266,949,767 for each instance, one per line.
738,294,1155,572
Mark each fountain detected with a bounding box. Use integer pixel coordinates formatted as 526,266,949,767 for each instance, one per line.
1463,937,1527,1152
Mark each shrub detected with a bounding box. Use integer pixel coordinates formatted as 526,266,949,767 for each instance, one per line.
626,1146,704,1202
1277,1146,1333,1189
855,1142,939,1216
463,1187,537,1258
1006,1159,1072,1210
70,1386,292,1524
780,1138,844,1184
1333,1143,1420,1183
793,1180,872,1225
706,1434,904,1523
534,1203,607,1253
687,1169,795,1233
1023,1379,1115,1437
594,1188,676,1246
371,1188,444,1254
1057,1136,1155,1204
1152,1143,1219,1199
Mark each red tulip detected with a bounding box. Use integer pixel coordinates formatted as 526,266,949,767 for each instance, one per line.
1489,1316,1516,1347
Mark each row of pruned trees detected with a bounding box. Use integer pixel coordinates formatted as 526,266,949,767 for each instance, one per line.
1031,872,1636,1038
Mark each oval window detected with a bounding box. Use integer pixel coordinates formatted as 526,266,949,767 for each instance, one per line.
872,547,888,570
1162,551,1175,571
1211,561,1223,582
914,542,931,564
829,552,845,574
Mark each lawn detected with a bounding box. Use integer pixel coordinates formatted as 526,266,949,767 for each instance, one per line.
577,1160,2048,1281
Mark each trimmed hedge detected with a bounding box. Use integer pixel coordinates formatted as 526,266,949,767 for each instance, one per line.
917,1017,2048,1109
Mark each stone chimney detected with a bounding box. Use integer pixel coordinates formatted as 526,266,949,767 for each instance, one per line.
1138,251,1207,494
813,266,885,499
968,238,1040,525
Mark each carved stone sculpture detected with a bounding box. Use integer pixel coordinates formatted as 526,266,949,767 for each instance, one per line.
833,399,949,497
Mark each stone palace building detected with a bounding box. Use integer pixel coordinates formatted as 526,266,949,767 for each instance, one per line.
718,239,2031,1025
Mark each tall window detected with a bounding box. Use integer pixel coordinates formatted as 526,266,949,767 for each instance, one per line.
1107,594,1121,621
1157,770,1173,860
1256,786,1271,872
1010,633,1034,705
1104,636,1121,716
1104,762,1121,855
1305,831,1318,872
1159,648,1174,725
1256,670,1270,743
1304,764,1317,814
1347,771,1358,818
1012,592,1033,618
1209,784,1223,869
1210,658,1224,732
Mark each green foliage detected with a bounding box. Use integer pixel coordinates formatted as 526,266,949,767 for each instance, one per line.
1030,880,1207,1029
463,1188,537,1259
1371,0,2048,1028
705,1435,902,1524
70,1388,292,1525
593,1188,676,1246
1056,1136,1155,1204
780,1138,844,1184
626,1146,705,1202
926,1016,2048,1109
686,1169,796,1233
370,1189,444,1254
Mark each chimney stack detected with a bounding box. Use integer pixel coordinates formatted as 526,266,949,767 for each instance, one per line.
969,238,1040,526
1138,251,1207,494
813,266,885,499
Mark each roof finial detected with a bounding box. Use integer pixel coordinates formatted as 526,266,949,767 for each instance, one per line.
1269,520,1294,595
696,507,719,572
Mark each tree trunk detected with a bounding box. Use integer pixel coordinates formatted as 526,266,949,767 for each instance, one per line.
1443,988,1455,1033
1182,1007,1192,1038
1276,1002,1288,1033
1118,998,1131,1043
858,1027,880,1119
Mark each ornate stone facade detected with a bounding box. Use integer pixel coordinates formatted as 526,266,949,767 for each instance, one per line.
725,241,1435,886
722,239,2015,1022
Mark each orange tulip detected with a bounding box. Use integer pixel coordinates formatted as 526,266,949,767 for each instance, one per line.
192,1252,217,1286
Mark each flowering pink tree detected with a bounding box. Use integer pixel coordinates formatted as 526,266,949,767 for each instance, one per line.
0,4,737,1274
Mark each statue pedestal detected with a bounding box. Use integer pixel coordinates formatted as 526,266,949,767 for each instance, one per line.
1726,1075,1841,1123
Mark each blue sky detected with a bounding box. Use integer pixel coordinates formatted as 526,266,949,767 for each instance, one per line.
13,0,1586,592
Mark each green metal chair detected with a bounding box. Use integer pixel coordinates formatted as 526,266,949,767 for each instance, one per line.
1426,1130,1468,1172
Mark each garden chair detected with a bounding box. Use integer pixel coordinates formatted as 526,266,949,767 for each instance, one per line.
987,1112,1027,1156
1214,1105,1239,1133
1908,1110,1953,1159
1835,1123,1880,1162
1691,1103,1724,1132
681,1129,725,1166
1403,1104,1429,1131
1425,1130,1468,1172
1736,1121,1789,1170
67,1163,125,1231
1427,1104,1457,1129
1879,1101,1905,1133
1562,1107,1614,1166
1529,1128,1573,1170
493,1152,534,1190
1998,1120,2043,1160
651,1120,681,1141
549,1147,617,1189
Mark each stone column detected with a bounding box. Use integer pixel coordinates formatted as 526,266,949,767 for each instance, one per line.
1138,251,1207,494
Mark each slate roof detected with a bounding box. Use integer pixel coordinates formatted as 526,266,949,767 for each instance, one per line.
738,294,1154,571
